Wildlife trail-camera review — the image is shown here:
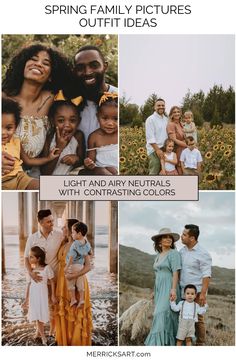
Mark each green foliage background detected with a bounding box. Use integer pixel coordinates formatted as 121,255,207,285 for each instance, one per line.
2,34,118,86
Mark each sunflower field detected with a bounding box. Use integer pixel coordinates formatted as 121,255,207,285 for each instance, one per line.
119,125,235,190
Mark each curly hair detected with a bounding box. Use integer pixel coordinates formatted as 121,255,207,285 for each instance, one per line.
2,43,75,97
2,97,22,127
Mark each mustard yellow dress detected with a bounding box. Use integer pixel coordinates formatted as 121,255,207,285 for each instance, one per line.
55,243,93,346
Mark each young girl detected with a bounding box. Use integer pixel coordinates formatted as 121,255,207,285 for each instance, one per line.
41,95,85,175
83,92,118,175
23,246,56,346
182,111,197,143
64,222,91,308
2,97,59,190
160,138,178,175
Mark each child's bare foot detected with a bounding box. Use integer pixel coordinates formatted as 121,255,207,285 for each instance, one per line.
70,299,77,307
77,300,85,309
41,336,48,346
21,300,28,310
33,330,40,339
49,329,55,337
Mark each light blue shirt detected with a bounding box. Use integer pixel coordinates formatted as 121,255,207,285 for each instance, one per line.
180,243,212,297
66,239,91,265
145,112,168,155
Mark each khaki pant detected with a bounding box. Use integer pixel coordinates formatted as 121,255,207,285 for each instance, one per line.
148,152,161,175
195,293,206,345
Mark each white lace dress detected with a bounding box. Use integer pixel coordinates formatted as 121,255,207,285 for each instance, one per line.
28,265,54,323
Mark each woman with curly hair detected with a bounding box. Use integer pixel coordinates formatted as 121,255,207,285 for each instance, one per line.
2,43,75,177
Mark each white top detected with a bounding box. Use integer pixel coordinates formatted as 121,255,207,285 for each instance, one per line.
78,84,118,146
24,229,63,275
50,134,78,175
87,143,118,169
145,112,168,155
180,148,202,169
164,152,176,171
170,300,208,321
180,243,212,297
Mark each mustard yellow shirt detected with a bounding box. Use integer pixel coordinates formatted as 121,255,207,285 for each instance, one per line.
2,136,23,178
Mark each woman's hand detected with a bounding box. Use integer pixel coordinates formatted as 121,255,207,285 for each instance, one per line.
2,151,15,175
84,157,96,169
51,294,58,305
170,288,177,301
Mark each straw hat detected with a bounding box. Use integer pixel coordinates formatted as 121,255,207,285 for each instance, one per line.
151,228,180,243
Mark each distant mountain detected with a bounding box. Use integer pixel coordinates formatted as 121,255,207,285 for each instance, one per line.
119,245,235,295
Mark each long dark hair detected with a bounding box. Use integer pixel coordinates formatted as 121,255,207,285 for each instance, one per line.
31,246,47,266
2,43,74,97
67,219,79,234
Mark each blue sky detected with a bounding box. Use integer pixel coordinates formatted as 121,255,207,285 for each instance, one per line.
119,192,235,269
119,35,235,111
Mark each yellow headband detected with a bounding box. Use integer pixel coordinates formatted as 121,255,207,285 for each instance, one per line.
98,92,118,106
54,90,83,106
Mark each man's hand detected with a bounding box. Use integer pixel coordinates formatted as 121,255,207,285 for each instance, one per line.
156,149,164,160
198,292,207,306
30,271,42,283
2,151,15,175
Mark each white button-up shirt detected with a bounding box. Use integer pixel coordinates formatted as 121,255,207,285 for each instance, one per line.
180,148,203,169
180,243,212,296
170,300,208,321
145,112,168,155
24,229,63,275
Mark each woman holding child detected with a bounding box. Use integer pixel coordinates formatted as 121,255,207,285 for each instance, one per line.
167,106,187,174
145,228,181,346
55,219,92,346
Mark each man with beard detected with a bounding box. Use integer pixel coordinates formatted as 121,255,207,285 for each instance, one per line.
74,45,118,145
145,98,168,175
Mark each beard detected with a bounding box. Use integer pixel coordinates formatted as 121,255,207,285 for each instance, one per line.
76,72,105,102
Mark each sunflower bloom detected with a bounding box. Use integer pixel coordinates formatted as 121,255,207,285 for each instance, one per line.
205,151,212,159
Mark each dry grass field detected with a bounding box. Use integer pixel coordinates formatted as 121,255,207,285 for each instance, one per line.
119,283,235,346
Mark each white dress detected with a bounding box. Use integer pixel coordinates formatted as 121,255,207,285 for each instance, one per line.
28,265,54,323
49,134,78,175
87,143,118,169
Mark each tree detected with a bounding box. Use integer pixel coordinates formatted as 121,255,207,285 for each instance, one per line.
119,95,141,126
210,106,222,128
140,93,160,122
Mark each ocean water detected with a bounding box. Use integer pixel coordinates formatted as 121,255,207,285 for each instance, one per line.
2,227,118,346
